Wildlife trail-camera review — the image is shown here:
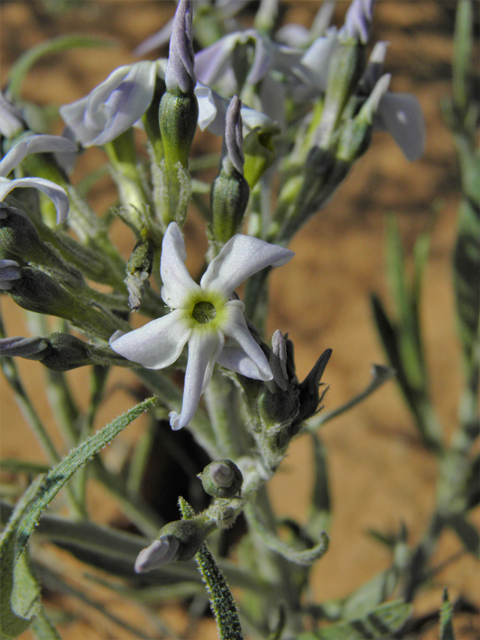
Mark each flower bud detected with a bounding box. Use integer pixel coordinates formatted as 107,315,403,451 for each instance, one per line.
267,330,289,392
199,460,243,499
157,516,216,563
0,332,129,371
0,259,21,290
0,335,48,360
7,267,118,340
339,0,374,45
0,203,78,279
134,536,180,573
211,97,250,245
159,0,198,169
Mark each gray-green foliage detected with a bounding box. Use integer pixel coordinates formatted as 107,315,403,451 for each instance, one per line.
0,398,155,637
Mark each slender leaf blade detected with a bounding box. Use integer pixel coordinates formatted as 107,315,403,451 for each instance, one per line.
299,600,412,640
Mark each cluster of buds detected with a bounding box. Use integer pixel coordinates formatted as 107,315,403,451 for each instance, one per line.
136,459,243,572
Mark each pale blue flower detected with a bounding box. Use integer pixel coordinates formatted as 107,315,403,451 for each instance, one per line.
0,134,74,223
111,222,294,430
59,61,160,147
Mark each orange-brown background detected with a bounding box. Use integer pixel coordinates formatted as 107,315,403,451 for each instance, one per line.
0,1,478,638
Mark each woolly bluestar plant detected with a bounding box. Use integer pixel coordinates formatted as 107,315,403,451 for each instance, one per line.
111,222,293,430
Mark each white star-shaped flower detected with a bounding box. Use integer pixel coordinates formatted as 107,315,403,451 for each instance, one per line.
111,222,294,430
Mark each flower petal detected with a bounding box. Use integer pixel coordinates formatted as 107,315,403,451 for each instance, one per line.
169,328,224,430
110,308,191,369
216,344,268,380
160,222,202,308
0,177,70,224
60,62,157,147
89,62,157,146
220,300,272,380
0,91,23,138
194,33,238,86
195,82,228,134
0,134,77,178
60,96,100,146
376,91,426,161
200,234,294,298
301,29,338,92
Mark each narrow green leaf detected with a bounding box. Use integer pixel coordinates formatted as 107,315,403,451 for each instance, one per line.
440,589,456,640
8,35,116,99
453,198,480,372
0,459,51,475
0,478,43,639
385,215,409,324
446,513,480,558
307,433,331,535
453,0,473,112
298,600,412,640
14,397,155,564
411,226,432,319
179,498,244,640
31,608,63,640
386,215,427,391
246,504,329,566
370,294,403,382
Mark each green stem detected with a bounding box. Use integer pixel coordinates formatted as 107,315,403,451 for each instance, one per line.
0,316,85,518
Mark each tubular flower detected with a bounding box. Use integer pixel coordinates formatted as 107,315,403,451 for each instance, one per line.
110,222,294,430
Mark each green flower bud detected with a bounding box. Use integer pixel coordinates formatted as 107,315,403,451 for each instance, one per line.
159,91,198,171
8,267,119,340
0,332,130,371
211,171,249,246
211,96,250,246
0,203,80,284
157,516,216,562
199,460,243,499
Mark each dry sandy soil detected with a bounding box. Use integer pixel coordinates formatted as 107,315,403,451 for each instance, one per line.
0,1,479,639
